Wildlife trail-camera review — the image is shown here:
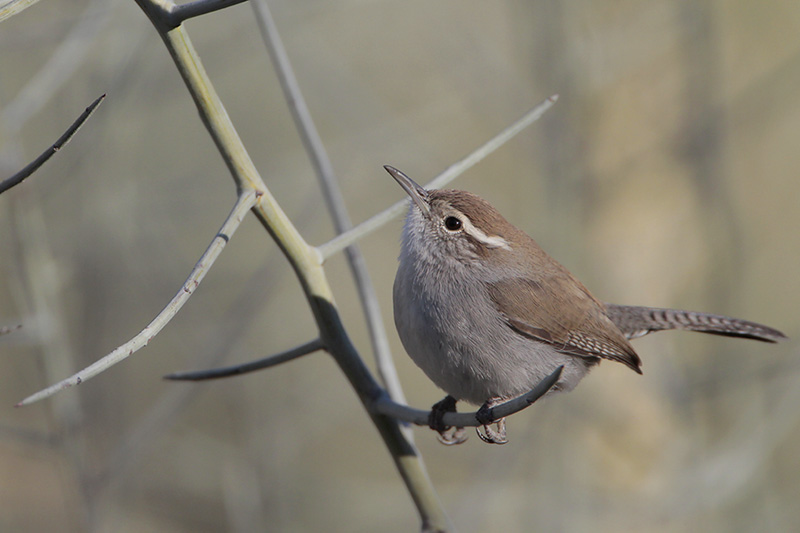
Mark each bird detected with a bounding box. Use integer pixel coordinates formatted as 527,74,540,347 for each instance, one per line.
386,165,786,445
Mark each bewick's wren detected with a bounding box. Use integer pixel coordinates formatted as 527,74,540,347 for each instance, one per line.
386,165,786,445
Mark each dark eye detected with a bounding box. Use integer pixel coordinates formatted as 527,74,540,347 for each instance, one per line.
444,216,462,231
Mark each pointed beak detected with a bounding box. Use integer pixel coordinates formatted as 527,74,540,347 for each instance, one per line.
384,165,431,217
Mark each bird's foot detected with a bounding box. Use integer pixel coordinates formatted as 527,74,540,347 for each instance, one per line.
476,398,508,445
437,426,468,445
429,395,467,445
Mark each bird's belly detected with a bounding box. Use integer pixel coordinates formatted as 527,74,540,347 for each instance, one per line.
394,273,590,404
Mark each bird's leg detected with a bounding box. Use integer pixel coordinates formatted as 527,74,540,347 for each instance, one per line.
429,395,467,445
476,397,508,445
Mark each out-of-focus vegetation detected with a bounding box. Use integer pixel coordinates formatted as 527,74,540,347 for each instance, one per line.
0,1,797,531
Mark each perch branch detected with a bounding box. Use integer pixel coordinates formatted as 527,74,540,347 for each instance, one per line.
0,94,105,195
317,94,559,260
164,338,324,381
373,366,563,428
16,190,258,406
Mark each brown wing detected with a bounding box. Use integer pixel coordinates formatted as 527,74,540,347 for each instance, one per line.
487,276,642,374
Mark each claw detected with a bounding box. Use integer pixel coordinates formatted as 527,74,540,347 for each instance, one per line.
476,418,507,444
437,426,468,445
429,395,467,445
475,397,509,445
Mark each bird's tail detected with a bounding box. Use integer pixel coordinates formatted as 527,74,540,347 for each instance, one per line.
605,304,787,343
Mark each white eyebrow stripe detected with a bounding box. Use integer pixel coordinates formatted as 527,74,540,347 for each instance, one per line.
460,216,511,250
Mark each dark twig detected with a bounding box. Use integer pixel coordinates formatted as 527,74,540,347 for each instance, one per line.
0,94,105,195
373,366,563,428
164,338,324,381
170,0,249,26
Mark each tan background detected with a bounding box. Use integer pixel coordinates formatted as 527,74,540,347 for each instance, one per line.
1,1,798,531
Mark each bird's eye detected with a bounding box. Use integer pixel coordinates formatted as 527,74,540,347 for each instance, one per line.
443,216,462,231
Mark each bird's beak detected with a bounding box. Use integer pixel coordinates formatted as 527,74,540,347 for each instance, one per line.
384,165,431,218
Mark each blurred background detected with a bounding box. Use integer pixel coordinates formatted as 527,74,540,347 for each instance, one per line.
1,1,798,531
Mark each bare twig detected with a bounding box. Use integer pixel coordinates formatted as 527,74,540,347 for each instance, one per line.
164,338,324,381
317,94,559,260
16,190,258,406
251,0,408,408
0,95,105,195
170,0,248,25
373,366,563,428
